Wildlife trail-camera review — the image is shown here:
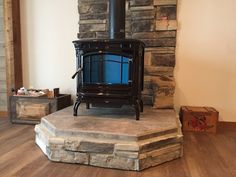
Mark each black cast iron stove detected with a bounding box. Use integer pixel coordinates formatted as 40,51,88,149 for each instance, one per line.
72,0,145,120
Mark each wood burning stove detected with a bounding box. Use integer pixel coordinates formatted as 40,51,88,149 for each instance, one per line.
72,0,145,120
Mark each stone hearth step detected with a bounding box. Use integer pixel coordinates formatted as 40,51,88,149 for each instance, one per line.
35,105,183,171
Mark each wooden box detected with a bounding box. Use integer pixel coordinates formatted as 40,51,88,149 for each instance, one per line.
9,94,72,124
180,106,219,133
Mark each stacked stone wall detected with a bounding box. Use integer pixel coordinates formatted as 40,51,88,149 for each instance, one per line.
77,0,177,108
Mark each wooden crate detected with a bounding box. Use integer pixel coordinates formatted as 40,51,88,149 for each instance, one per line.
180,106,219,133
9,94,72,124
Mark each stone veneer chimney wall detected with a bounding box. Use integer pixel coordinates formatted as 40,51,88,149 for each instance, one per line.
77,0,177,108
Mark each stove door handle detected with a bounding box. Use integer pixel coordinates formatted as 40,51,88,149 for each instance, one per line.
72,67,83,79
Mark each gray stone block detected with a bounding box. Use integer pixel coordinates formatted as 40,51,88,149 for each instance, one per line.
74,152,89,164
132,31,176,39
130,0,153,6
79,24,107,32
139,146,181,170
131,10,156,20
77,32,96,39
141,95,153,105
131,20,155,32
142,37,176,47
96,31,109,39
80,13,108,20
156,6,177,20
78,141,114,154
78,3,107,14
90,154,137,170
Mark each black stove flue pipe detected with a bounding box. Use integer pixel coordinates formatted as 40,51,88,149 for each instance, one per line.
109,0,126,39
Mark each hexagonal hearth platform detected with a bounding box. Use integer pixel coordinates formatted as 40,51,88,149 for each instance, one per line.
35,105,183,171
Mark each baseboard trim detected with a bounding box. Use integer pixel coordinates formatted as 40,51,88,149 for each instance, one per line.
0,111,8,118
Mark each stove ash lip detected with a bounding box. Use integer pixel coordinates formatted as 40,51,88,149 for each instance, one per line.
72,38,145,45
72,38,145,51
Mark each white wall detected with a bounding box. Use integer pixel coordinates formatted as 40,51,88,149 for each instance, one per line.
175,0,236,122
21,0,78,96
21,0,236,122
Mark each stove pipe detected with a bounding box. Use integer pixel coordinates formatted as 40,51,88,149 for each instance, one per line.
109,0,126,39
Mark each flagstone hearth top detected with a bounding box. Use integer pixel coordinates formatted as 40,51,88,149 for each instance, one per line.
40,105,178,141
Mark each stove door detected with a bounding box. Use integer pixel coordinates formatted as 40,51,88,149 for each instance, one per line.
82,53,132,85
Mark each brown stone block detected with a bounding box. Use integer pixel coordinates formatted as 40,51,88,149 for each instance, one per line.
142,88,153,96
115,143,139,152
153,86,175,109
156,6,177,20
126,32,132,38
139,143,181,159
143,76,153,89
156,20,177,30
151,53,175,67
154,0,177,6
153,96,174,109
145,47,175,54
139,148,181,170
151,75,175,87
140,136,182,153
130,6,154,11
144,66,174,76
156,86,175,97
144,51,152,66
114,151,139,159
126,20,132,33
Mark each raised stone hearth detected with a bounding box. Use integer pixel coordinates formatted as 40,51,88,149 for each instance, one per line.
35,105,183,171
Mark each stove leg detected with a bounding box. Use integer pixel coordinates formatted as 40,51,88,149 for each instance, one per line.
86,102,90,109
140,99,143,112
135,99,140,120
73,99,81,116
